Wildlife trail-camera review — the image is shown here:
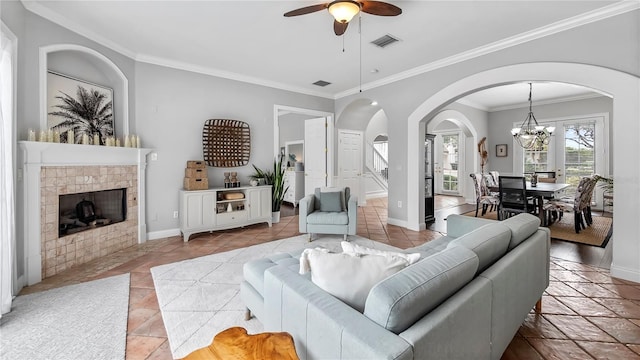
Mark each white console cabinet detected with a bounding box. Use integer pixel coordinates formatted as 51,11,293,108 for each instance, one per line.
179,185,272,242
283,170,304,207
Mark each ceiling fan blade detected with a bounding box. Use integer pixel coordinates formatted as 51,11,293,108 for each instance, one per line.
360,1,402,16
284,3,328,17
334,20,349,36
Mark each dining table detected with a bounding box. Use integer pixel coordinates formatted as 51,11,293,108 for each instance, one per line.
490,181,571,226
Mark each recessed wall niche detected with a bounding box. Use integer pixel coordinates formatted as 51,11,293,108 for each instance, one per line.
40,44,130,136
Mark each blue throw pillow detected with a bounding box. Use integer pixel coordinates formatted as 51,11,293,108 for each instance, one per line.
320,191,343,212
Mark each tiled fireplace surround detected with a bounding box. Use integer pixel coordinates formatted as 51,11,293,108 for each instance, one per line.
20,142,152,285
40,165,137,279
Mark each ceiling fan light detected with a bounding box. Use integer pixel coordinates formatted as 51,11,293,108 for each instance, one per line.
328,1,360,23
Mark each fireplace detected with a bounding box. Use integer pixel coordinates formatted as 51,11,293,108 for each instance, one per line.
59,188,127,237
19,141,152,285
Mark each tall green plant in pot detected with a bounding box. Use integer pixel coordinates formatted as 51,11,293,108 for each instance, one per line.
271,154,289,223
250,155,288,223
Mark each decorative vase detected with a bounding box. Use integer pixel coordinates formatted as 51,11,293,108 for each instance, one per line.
227,203,233,212
272,211,281,224
250,179,258,186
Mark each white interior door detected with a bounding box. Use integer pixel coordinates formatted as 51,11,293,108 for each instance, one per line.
338,130,363,203
305,117,327,195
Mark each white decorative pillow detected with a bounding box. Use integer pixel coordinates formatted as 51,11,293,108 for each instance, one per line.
341,242,421,265
299,248,409,312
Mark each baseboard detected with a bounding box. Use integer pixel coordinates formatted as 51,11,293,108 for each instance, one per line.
366,191,388,199
387,217,426,231
610,263,640,283
147,228,181,241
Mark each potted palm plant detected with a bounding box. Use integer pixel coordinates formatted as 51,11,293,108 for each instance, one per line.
271,154,288,223
250,155,289,223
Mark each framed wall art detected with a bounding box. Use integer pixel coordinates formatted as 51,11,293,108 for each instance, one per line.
496,144,508,157
47,71,114,144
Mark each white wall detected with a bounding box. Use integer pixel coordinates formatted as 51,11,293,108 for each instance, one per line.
135,63,333,234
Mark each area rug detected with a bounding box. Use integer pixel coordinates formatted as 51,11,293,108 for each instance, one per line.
0,274,130,360
151,234,400,359
462,211,612,247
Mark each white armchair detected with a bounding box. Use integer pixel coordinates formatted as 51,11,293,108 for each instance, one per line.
299,187,357,241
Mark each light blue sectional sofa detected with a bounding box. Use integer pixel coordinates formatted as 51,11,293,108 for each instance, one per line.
240,213,550,360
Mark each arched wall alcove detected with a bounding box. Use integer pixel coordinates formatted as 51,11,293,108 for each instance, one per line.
406,62,640,282
39,44,129,135
426,109,478,205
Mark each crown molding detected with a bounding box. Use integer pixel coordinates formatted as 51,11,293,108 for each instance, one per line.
21,1,137,59
135,54,334,99
489,93,606,112
334,1,640,99
455,98,490,112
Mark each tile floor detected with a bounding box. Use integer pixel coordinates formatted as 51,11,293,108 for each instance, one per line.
19,196,640,360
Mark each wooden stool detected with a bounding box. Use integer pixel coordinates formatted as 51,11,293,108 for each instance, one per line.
182,327,299,360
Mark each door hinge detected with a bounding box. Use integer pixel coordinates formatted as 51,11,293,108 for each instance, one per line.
324,148,328,153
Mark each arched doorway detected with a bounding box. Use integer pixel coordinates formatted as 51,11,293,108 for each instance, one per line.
427,109,479,204
406,62,640,282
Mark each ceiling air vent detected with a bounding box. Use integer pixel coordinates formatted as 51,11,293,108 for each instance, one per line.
371,34,400,48
313,80,331,87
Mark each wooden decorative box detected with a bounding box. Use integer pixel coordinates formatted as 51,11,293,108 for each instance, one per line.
186,160,206,169
185,168,207,179
184,177,208,190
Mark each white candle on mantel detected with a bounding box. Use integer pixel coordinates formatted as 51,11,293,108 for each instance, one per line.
124,135,132,148
130,134,137,148
28,129,36,141
53,131,60,143
82,133,89,145
67,129,74,144
93,134,100,146
115,138,121,147
136,135,141,148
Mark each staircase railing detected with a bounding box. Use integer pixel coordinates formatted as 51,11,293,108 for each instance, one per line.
371,145,388,185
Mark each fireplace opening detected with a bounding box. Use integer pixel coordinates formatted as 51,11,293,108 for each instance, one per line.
59,188,127,237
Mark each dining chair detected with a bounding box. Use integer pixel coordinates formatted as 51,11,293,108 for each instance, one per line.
498,176,537,220
469,173,499,217
542,175,600,232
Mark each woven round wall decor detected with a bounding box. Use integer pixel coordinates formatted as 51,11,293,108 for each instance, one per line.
202,119,251,167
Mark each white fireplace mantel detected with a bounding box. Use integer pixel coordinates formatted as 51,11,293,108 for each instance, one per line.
19,141,153,285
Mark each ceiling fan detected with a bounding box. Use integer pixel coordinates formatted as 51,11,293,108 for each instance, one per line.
284,0,402,36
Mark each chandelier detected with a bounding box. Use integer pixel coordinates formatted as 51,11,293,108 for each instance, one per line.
511,83,555,150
